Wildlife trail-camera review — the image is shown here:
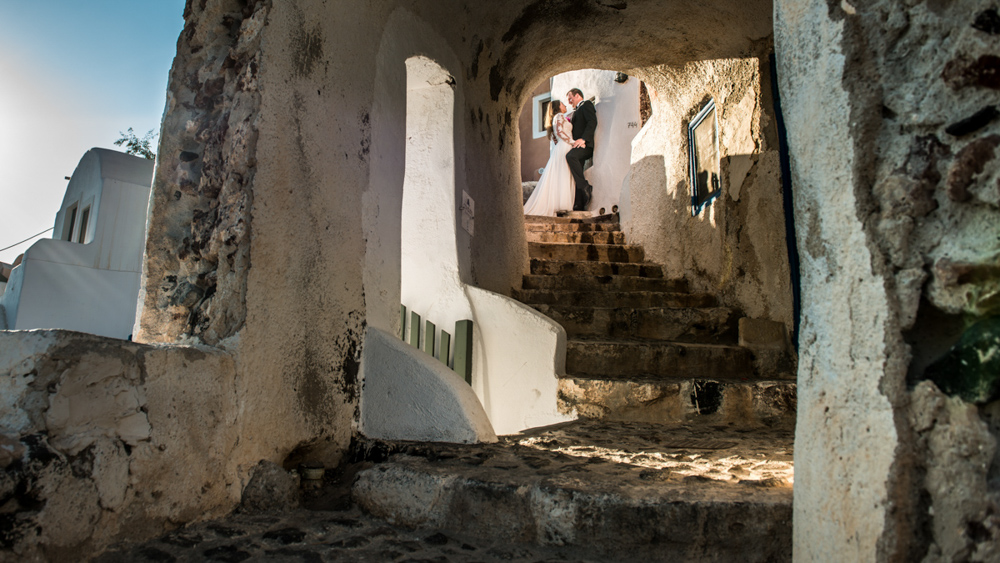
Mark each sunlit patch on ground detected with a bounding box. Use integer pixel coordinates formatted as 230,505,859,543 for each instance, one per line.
512,419,794,486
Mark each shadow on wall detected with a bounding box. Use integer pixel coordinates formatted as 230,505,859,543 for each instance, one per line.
622,150,793,331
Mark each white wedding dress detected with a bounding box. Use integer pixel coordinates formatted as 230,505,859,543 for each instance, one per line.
524,112,575,216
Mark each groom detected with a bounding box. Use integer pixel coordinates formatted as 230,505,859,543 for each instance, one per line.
566,88,597,211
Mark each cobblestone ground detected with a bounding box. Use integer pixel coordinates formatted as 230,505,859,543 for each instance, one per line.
94,507,602,562
510,419,795,486
95,419,794,562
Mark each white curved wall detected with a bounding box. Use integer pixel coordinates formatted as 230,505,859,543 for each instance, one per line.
362,10,575,440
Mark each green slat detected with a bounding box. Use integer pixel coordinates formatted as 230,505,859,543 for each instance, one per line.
423,320,436,357
409,311,421,348
454,319,473,385
399,305,407,339
439,330,451,367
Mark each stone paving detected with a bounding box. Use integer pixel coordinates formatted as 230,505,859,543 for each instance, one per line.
95,419,794,562
95,507,602,562
510,419,794,485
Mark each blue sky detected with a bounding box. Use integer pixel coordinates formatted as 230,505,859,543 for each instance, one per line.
0,0,186,263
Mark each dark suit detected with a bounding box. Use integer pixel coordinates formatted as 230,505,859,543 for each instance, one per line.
566,100,597,210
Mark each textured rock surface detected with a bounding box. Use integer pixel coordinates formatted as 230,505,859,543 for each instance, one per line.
558,378,796,426
352,420,793,562
0,331,244,561
622,53,794,333
909,382,1000,562
238,461,301,514
776,0,1000,559
95,420,794,562
95,507,610,562
137,0,267,345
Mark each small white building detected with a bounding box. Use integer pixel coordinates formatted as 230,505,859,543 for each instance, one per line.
0,148,154,339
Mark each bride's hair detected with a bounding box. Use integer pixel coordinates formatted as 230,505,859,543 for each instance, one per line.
544,100,561,143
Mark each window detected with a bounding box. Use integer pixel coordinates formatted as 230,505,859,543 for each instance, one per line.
688,98,720,216
63,204,78,241
532,92,552,139
77,206,91,243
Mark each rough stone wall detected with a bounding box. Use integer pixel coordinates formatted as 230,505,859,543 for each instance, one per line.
136,0,267,345
0,331,245,561
776,0,1000,559
859,2,1000,559
623,52,794,331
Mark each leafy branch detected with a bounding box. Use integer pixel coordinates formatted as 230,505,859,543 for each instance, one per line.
114,128,157,160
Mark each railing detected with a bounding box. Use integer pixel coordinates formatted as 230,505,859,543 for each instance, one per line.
399,305,473,385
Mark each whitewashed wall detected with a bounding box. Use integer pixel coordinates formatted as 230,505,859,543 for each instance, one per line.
0,149,153,339
360,9,574,439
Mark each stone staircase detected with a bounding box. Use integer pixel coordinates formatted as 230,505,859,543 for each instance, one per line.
342,213,796,561
108,213,798,562
517,213,795,427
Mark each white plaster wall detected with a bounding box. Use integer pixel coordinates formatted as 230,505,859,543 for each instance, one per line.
2,259,140,339
551,70,640,213
0,149,153,339
359,326,497,443
466,285,573,434
400,55,473,340
775,0,898,559
362,8,574,439
0,264,23,330
617,58,794,330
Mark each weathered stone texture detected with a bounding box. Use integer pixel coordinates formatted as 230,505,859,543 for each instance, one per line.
624,51,794,333
909,382,999,562
778,0,1000,559
0,331,244,561
136,0,268,345
237,460,300,514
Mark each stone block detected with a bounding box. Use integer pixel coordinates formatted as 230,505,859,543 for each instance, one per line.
738,318,789,351
0,329,246,561
238,460,300,514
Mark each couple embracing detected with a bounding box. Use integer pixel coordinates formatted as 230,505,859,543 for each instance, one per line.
523,88,597,216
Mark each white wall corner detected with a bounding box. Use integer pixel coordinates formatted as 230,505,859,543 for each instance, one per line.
465,286,575,435
359,326,497,444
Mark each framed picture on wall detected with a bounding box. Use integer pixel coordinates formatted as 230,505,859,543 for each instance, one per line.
688,98,720,216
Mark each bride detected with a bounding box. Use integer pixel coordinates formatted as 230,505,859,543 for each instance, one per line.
523,100,575,216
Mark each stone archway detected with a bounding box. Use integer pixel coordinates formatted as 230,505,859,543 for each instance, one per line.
4,2,992,560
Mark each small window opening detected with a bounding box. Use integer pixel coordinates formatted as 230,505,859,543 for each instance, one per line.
63,204,78,241
77,206,91,243
688,98,720,216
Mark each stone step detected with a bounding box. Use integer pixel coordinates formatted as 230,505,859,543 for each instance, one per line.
525,222,621,233
524,214,617,224
528,242,645,263
555,210,596,220
351,420,793,561
559,377,796,427
526,230,626,244
529,259,665,278
513,289,717,308
531,304,738,343
565,339,754,379
521,274,688,293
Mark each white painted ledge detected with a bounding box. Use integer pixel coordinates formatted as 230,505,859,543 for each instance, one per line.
465,285,575,435
359,326,497,444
